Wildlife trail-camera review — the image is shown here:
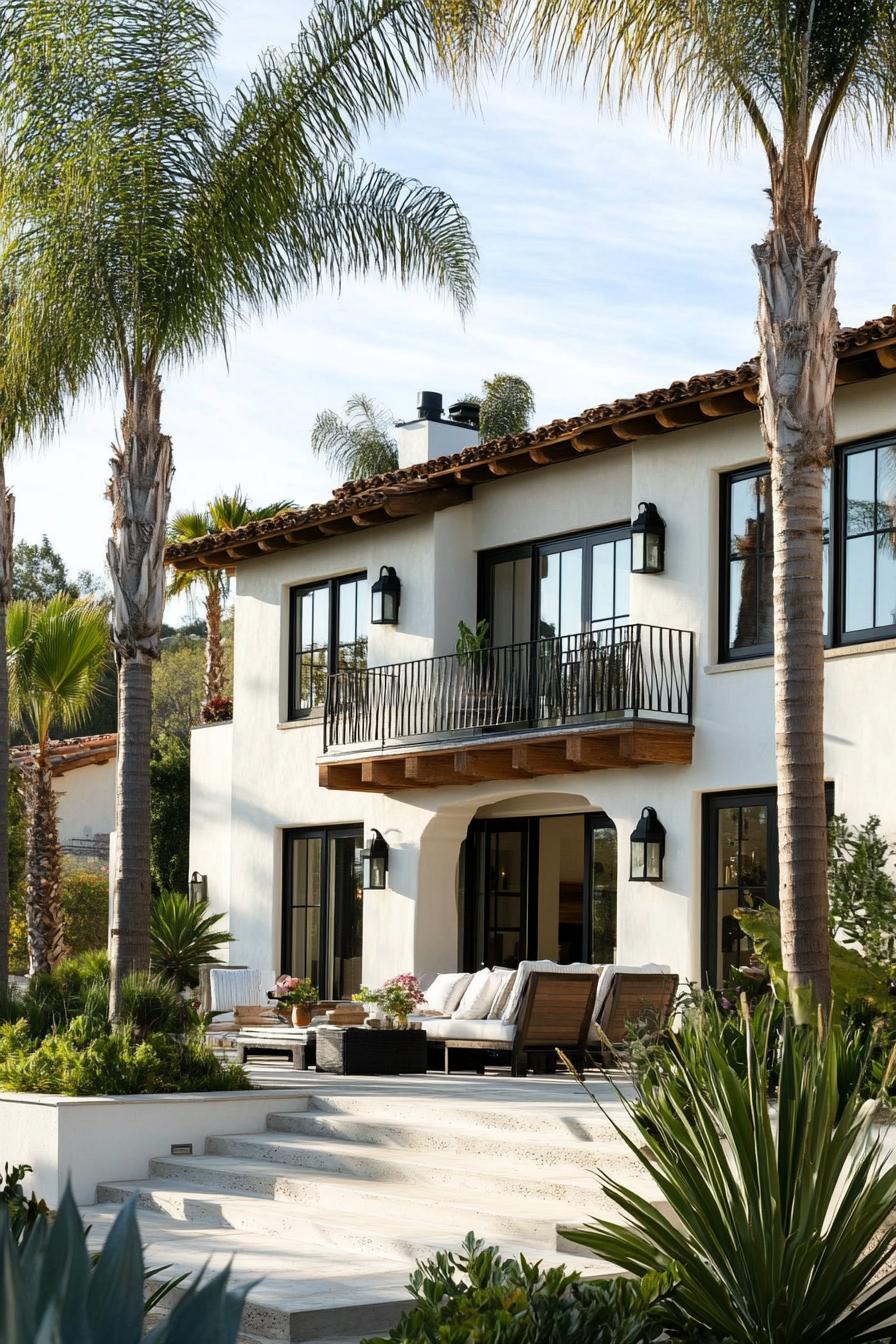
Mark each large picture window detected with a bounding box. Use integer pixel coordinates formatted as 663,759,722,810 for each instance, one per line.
288,573,367,718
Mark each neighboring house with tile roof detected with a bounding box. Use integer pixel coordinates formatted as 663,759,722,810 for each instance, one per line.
12,734,116,860
173,311,896,998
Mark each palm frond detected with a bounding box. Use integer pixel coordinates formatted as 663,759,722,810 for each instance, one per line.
6,596,110,746
311,393,399,479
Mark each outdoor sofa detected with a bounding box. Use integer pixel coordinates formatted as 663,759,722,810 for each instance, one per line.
411,961,678,1076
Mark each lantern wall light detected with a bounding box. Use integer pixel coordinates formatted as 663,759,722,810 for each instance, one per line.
629,808,666,882
371,565,401,625
631,501,666,574
362,829,389,890
189,871,208,905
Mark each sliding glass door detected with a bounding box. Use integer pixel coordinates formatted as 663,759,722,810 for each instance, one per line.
282,825,364,999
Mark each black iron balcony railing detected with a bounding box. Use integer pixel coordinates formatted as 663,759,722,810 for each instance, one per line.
323,623,694,753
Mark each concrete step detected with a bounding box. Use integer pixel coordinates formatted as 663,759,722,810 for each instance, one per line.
266,1108,645,1177
300,1089,636,1141
202,1130,651,1211
95,1173,615,1266
84,1203,413,1342
96,1167,603,1255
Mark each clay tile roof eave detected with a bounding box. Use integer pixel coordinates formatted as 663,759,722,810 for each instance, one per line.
165,309,896,568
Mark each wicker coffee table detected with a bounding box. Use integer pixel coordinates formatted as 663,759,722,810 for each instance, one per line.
314,1025,428,1075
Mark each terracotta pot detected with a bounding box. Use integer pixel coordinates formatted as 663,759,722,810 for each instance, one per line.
291,1003,313,1028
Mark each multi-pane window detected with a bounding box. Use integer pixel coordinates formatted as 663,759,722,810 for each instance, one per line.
282,826,363,999
288,573,367,718
842,441,896,639
721,465,831,660
480,525,631,646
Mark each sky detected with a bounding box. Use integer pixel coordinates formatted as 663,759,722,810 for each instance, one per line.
10,1,896,622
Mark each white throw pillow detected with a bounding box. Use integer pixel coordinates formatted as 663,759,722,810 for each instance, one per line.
453,967,503,1020
487,968,517,1020
421,972,472,1015
501,960,599,1024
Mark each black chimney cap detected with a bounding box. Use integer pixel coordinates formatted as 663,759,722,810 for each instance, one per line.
448,399,480,429
417,391,443,421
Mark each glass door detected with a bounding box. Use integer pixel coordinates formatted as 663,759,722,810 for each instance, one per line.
464,820,532,969
282,825,363,998
702,792,777,988
587,814,618,963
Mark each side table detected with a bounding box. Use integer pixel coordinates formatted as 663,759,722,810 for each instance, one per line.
314,1025,428,1075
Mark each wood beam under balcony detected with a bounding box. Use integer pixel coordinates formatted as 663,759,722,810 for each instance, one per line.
453,748,533,780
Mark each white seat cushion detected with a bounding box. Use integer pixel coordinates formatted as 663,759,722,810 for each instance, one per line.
412,1016,517,1044
420,972,472,1014
501,960,599,1024
453,967,505,1020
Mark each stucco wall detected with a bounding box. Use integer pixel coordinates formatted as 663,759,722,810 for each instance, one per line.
192,374,896,991
52,759,116,846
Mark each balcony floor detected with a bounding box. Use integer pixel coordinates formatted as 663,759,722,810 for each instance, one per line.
318,720,694,791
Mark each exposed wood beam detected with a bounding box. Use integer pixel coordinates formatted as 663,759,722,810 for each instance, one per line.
360,759,411,789
318,761,370,791
453,748,532,780
835,359,871,385
311,521,356,538
256,537,289,553
699,391,753,417
742,384,760,405
383,486,470,517
528,445,559,465
619,727,693,766
570,429,617,453
653,405,709,430
487,457,532,477
404,755,463,786
876,346,896,370
565,734,632,769
511,742,582,775
351,511,385,528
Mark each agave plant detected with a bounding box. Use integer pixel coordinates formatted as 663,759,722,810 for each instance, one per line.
0,1184,249,1341
568,1015,896,1343
150,891,234,991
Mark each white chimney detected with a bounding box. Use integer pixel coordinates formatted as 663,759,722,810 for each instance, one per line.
395,391,479,470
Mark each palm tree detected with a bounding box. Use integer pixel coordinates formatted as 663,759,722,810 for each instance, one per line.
7,597,110,973
0,0,476,1018
312,394,400,479
312,373,534,479
477,373,535,440
435,0,896,1013
167,491,293,709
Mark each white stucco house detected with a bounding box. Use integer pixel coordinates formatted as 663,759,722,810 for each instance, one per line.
12,733,116,861
169,311,896,1000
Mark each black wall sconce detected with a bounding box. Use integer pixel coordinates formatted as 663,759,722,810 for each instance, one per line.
630,808,666,882
189,871,208,905
361,829,389,889
371,566,401,625
631,501,666,574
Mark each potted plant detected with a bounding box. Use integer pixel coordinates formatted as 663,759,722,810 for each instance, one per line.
268,975,319,1027
353,973,424,1029
455,619,495,729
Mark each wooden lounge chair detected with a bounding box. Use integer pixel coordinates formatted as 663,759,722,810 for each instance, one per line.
424,971,600,1078
594,970,679,1052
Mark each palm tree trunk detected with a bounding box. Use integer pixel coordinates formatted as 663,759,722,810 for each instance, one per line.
0,460,13,994
204,585,224,704
753,149,838,1017
25,751,65,974
107,372,172,1021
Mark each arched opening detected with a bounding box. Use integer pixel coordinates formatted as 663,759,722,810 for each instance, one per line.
459,798,617,970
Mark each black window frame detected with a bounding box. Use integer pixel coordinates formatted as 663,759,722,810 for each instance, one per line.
281,823,363,999
719,436,896,663
287,571,367,721
701,783,835,987
477,523,632,646
838,436,896,646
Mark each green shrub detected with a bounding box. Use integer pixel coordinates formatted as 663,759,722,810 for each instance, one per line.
0,1163,50,1243
0,1184,249,1341
19,950,110,1036
150,733,190,895
0,1017,247,1096
362,1235,670,1344
569,1014,896,1344
60,858,109,956
118,970,185,1036
829,813,896,967
151,891,233,990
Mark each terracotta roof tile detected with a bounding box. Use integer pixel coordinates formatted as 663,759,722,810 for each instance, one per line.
12,733,117,776
166,309,896,566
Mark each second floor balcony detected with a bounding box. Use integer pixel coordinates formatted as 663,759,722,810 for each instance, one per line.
320,624,695,791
